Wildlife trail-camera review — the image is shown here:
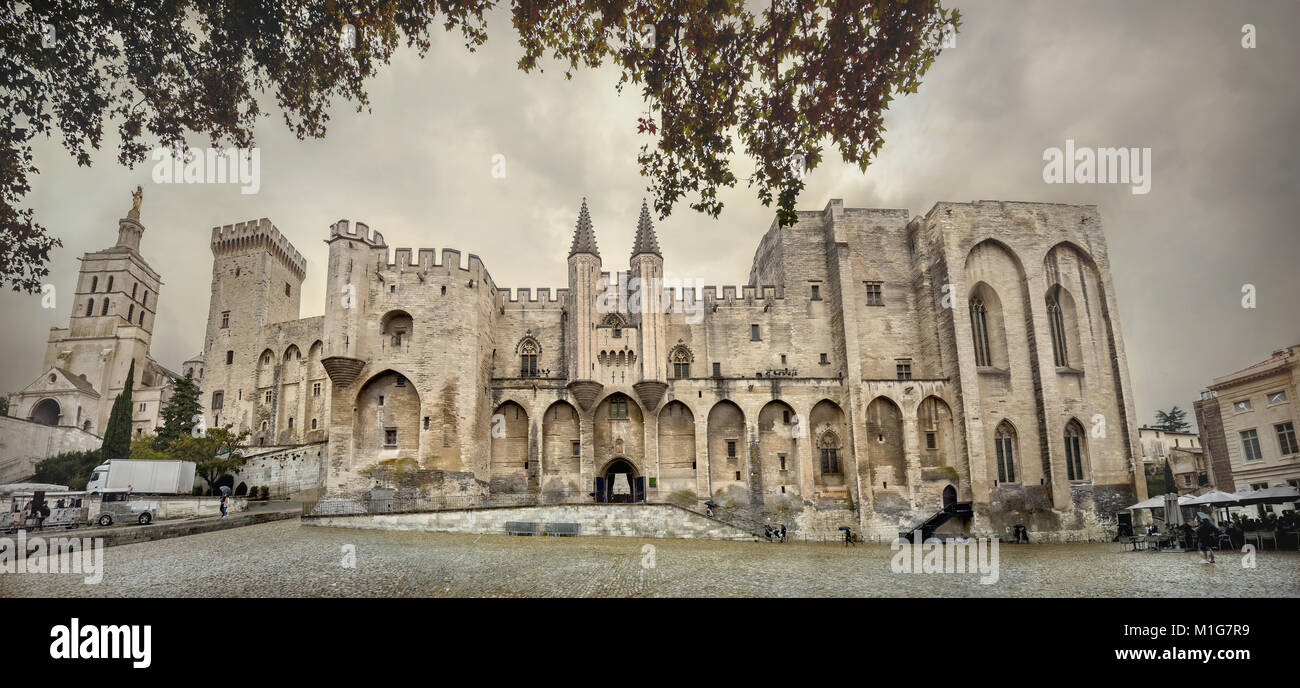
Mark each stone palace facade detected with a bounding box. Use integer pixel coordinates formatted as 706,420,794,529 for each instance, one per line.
189,197,1145,538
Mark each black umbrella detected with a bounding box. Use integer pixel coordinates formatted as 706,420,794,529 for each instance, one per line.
838,526,852,531
219,485,231,496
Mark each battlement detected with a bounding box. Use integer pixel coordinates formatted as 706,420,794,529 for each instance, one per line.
328,219,386,247
210,218,307,280
698,284,785,304
496,287,571,305
379,247,497,291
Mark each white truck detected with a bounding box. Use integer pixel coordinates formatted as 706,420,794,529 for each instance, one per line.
86,460,196,496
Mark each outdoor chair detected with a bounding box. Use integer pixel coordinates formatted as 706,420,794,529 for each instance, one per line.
1248,530,1278,550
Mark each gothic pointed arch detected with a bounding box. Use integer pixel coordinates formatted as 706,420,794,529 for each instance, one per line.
517,330,541,377
669,342,694,379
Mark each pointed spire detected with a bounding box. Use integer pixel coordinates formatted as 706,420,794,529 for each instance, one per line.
630,199,661,258
569,198,600,258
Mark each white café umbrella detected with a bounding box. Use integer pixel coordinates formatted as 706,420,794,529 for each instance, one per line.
1185,490,1241,506
1125,493,1193,510
1252,484,1300,504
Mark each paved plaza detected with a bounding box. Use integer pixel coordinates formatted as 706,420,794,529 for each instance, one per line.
2,519,1298,597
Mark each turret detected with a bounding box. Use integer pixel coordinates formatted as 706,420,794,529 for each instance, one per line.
321,219,384,388
629,200,668,411
566,199,604,410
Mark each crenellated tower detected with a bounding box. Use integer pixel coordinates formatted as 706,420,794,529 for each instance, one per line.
201,218,307,434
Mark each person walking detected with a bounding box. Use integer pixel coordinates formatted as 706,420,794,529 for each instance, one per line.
219,494,229,519
843,526,854,547
1195,516,1217,564
780,524,787,543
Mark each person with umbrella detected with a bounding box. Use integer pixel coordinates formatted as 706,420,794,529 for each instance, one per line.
219,485,232,519
704,500,715,518
1194,513,1216,564
840,525,854,547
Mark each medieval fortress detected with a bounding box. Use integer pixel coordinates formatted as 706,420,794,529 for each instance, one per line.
5,194,1148,539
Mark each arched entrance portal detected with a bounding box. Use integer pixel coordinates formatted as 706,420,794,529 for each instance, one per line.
595,458,644,503
30,398,61,426
942,485,957,509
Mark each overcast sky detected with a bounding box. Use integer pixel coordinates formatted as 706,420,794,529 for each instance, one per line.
5,0,1298,431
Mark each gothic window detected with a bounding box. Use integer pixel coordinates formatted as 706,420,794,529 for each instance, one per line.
995,422,1016,483
138,311,144,326
311,418,318,430
211,391,224,409
313,382,321,396
226,351,234,365
726,440,737,459
518,336,540,377
609,395,629,420
221,311,230,328
1047,295,1068,366
669,344,693,379
107,276,114,292
818,430,842,474
86,299,94,317
970,297,991,367
101,299,110,316
384,428,397,446
131,283,138,299
142,292,147,307
90,276,98,292
896,359,913,380
265,391,272,403
128,304,134,321
1065,420,1087,480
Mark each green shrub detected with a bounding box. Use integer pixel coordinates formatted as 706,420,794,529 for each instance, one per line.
191,485,203,496
258,486,269,500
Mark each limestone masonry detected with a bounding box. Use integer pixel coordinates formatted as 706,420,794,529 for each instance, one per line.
8,196,1149,540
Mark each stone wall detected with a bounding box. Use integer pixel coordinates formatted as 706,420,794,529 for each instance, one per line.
304,503,758,541
0,416,103,483
227,441,328,497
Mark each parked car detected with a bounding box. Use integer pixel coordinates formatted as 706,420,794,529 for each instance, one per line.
92,490,158,527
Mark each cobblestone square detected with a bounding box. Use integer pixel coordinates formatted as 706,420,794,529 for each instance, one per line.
2,520,1298,597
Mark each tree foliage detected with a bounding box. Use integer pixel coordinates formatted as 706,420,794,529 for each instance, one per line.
1154,406,1190,433
31,448,101,489
1,0,956,290
167,424,251,490
130,432,175,461
154,372,201,450
99,359,134,461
